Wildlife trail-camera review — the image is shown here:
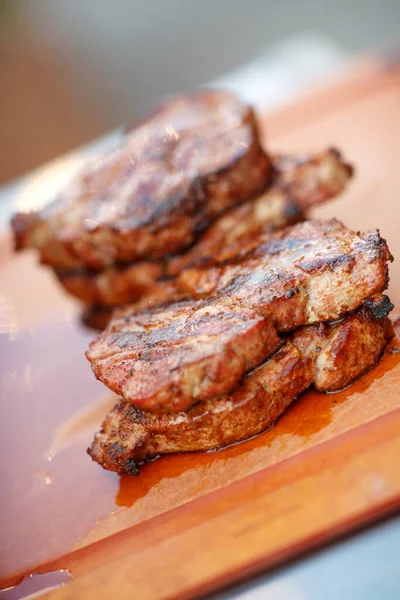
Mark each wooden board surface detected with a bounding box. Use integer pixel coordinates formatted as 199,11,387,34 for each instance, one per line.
1,56,400,599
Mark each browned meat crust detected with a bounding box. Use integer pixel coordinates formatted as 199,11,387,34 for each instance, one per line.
168,148,353,275
272,147,353,210
177,219,392,325
86,219,392,412
88,302,394,474
11,91,272,271
53,148,353,306
87,298,282,413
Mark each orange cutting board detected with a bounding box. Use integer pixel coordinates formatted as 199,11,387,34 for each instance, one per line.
1,56,400,600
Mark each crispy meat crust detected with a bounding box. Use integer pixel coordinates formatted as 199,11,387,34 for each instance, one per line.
86,219,392,412
53,148,353,306
88,302,394,473
12,91,272,270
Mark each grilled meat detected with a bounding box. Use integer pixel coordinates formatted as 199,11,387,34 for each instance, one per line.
86,219,392,412
88,301,394,473
177,219,391,321
80,281,187,331
56,261,164,307
272,148,353,209
168,148,353,275
11,91,272,271
87,298,282,413
53,148,353,307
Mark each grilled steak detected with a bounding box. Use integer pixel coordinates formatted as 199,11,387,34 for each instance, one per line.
86,219,392,412
168,148,353,275
53,148,353,307
88,301,394,473
177,219,391,322
11,91,272,271
87,298,282,413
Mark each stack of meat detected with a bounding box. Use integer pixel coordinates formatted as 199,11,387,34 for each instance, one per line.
12,91,353,327
12,91,395,475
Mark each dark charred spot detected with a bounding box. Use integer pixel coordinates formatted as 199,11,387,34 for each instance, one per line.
286,289,295,298
296,254,351,274
107,443,127,456
123,458,140,476
129,407,146,423
125,404,143,422
365,230,393,260
362,295,394,320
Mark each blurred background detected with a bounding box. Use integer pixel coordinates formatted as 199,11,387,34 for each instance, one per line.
0,0,399,184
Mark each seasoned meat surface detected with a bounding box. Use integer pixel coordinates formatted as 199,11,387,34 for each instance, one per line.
87,297,281,412
88,302,394,473
168,148,353,275
272,147,353,210
87,219,392,411
177,219,392,325
12,91,272,271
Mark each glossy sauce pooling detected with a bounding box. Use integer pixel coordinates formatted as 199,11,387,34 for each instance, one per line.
1,244,400,587
0,570,72,599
